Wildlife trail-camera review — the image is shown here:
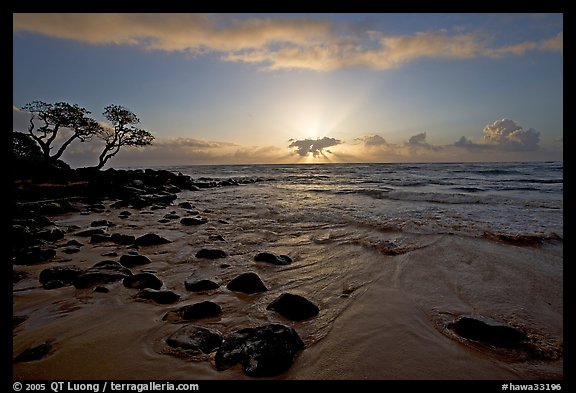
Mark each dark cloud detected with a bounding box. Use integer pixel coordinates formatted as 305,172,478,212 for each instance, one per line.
453,136,491,150
358,134,388,146
288,137,342,157
407,132,441,151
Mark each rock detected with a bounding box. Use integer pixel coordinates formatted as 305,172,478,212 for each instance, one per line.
163,301,222,322
36,227,65,242
101,251,118,257
119,211,132,217
266,293,319,321
185,276,221,292
215,324,304,377
90,233,112,243
62,246,81,254
166,325,222,354
254,252,293,266
13,246,56,265
73,261,133,289
91,220,115,227
66,239,83,247
39,266,82,285
13,315,28,329
119,254,152,268
449,316,526,347
13,270,29,283
94,286,110,293
135,233,171,246
164,213,180,220
178,202,193,209
123,273,163,290
181,217,208,226
217,219,229,224
43,280,65,290
111,233,136,245
220,264,231,269
137,288,181,304
195,248,227,259
208,234,225,241
158,219,170,223
14,342,52,362
76,228,106,237
226,272,268,294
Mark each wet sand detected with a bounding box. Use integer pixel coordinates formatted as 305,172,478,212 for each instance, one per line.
13,187,563,380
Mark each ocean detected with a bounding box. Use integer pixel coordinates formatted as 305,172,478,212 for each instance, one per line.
164,161,563,240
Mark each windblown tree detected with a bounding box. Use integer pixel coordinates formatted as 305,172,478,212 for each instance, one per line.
21,101,100,163
92,105,154,170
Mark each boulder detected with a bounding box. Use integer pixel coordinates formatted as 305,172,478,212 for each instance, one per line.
14,342,52,362
195,248,227,259
36,227,65,242
215,324,304,377
119,254,151,268
137,288,181,304
255,252,293,266
111,233,136,245
181,217,208,226
123,273,163,290
39,266,82,285
91,220,115,227
43,280,65,289
164,213,180,220
65,239,83,247
13,246,56,265
75,228,106,237
185,276,221,292
166,325,222,354
178,202,193,209
266,293,319,321
73,261,132,289
449,315,526,347
135,233,171,246
163,301,222,322
90,233,112,243
62,245,81,254
226,272,268,294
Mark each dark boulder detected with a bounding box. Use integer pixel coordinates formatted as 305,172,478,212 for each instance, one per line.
164,213,180,220
119,254,151,268
36,227,65,242
266,293,319,321
13,315,28,329
195,248,227,259
123,273,163,290
39,266,82,285
215,324,304,377
13,246,56,265
163,301,222,322
226,272,268,294
111,233,136,245
137,288,181,304
185,276,221,292
73,261,133,289
66,239,83,247
43,280,65,290
449,315,526,347
181,217,208,226
14,342,52,362
76,228,106,237
94,286,110,293
62,245,81,254
208,234,225,241
90,233,112,244
255,252,293,266
135,233,171,246
178,202,193,209
166,325,222,354
91,220,115,227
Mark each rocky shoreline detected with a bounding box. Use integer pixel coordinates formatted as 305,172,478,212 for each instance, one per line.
13,167,563,379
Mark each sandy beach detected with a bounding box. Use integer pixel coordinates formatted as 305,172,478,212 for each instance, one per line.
13,171,563,380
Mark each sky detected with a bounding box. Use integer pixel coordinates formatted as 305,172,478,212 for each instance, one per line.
12,13,563,167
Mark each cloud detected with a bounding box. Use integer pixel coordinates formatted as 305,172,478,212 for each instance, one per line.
482,119,540,151
288,137,342,157
13,14,563,72
454,119,541,152
406,131,441,151
357,134,388,146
